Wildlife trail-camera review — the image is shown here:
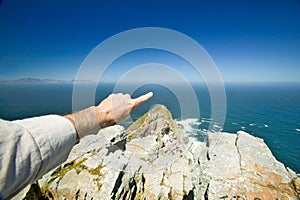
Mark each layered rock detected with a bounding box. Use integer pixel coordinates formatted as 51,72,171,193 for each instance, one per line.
17,105,300,199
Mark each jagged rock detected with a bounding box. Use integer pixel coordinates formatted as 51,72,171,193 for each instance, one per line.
202,131,299,199
18,105,300,199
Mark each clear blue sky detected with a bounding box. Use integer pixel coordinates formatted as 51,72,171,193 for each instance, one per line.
0,0,300,82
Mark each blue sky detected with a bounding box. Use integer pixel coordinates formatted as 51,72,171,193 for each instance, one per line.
0,0,300,82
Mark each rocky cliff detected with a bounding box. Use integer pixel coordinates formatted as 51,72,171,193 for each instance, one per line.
16,105,300,199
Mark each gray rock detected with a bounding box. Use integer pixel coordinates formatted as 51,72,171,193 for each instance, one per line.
203,132,242,180
19,105,300,200
202,130,300,199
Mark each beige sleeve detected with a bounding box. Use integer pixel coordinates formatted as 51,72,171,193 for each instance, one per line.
0,115,76,199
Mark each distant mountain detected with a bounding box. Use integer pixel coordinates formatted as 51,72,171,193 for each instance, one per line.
0,78,69,84
0,78,94,84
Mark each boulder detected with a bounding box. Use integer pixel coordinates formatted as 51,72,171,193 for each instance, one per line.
17,105,300,199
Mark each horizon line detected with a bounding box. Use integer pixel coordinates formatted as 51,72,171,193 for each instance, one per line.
0,77,300,85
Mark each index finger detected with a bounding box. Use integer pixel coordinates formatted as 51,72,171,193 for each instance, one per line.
131,92,153,107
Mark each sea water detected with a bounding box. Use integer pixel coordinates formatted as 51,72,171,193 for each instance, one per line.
0,82,299,173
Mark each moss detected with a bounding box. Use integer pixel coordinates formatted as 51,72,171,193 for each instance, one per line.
88,164,105,191
160,172,165,186
51,158,88,177
126,104,179,142
88,164,104,176
168,186,173,200
40,158,88,197
127,105,171,133
126,111,149,133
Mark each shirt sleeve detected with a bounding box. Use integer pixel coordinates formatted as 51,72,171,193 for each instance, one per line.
0,115,77,199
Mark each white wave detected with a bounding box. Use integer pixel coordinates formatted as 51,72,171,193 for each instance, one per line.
200,117,211,123
201,119,210,123
264,124,269,128
212,124,222,132
250,123,256,126
241,126,246,130
201,117,211,120
296,128,300,132
177,118,199,132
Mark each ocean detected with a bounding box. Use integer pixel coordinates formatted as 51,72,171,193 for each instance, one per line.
0,82,299,173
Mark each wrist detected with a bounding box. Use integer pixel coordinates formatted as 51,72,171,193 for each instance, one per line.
95,106,117,128
65,106,101,140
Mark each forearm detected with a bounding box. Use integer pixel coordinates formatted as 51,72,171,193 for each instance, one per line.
64,105,118,140
0,115,76,199
64,106,102,140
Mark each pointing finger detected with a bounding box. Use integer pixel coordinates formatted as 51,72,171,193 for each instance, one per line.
131,92,153,108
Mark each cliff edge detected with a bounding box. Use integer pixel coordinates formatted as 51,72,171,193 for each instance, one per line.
17,105,300,199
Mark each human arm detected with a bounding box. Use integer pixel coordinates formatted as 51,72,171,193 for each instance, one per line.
0,92,153,199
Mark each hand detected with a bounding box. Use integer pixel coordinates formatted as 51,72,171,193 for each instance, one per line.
65,92,153,139
96,92,153,128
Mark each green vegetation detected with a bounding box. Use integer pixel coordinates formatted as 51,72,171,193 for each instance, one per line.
126,104,179,142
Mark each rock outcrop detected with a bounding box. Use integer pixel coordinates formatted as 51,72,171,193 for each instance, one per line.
16,105,300,199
